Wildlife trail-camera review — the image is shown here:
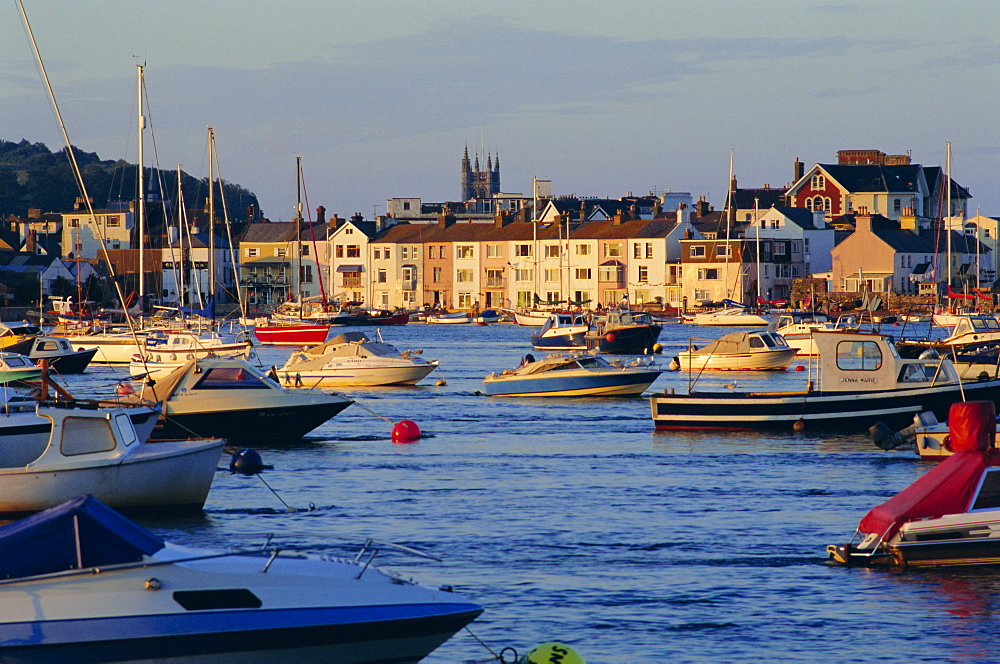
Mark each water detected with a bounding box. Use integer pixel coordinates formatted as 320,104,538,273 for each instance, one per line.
51,321,1000,663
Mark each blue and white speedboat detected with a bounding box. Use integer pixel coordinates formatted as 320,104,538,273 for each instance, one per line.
530,312,590,351
483,352,662,397
0,495,483,663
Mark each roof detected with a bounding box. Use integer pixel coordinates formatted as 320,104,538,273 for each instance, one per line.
732,187,787,210
818,163,924,193
769,207,827,230
238,221,327,244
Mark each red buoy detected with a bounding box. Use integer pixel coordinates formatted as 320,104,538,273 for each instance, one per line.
795,365,805,372
391,419,421,443
605,333,616,343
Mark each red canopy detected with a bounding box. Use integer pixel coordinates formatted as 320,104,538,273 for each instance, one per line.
858,401,999,539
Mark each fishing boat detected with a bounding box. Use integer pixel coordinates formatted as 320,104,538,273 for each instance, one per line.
0,399,221,516
530,312,590,351
123,357,353,444
0,352,43,384
650,330,1000,432
0,495,483,662
252,322,332,347
829,400,1000,569
584,310,662,354
3,335,99,374
669,330,798,371
425,312,470,324
276,331,438,387
681,300,770,326
483,352,662,397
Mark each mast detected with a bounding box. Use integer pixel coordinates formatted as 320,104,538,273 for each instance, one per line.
946,141,952,298
176,163,185,307
532,176,539,307
723,149,734,300
137,64,146,305
208,126,216,313
295,156,303,305
754,198,761,303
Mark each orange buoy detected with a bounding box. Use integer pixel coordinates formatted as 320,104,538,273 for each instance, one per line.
391,419,421,442
605,333,616,343
795,365,805,372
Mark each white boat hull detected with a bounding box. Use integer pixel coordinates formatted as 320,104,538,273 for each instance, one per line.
278,362,437,388
671,348,797,371
64,335,143,364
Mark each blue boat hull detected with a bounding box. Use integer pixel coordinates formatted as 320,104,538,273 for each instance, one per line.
529,331,587,350
485,370,661,396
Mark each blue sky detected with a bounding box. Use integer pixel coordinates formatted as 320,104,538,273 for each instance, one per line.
3,1,998,221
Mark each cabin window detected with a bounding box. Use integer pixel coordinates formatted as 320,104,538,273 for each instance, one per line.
61,417,117,455
114,413,138,446
836,341,882,371
897,363,938,383
760,334,777,348
193,367,270,390
972,469,1000,510
749,337,765,348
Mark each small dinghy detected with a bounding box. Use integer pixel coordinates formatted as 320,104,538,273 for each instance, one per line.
669,330,798,371
0,495,482,662
483,352,662,397
830,401,1000,569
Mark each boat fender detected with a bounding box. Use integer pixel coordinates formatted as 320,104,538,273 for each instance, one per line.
523,642,586,664
792,419,806,432
230,448,266,475
668,357,680,371
605,332,616,343
652,343,662,354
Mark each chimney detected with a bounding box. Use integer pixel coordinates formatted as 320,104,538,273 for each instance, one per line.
899,207,917,231
315,206,326,224
28,207,41,219
794,158,804,183
683,227,692,239
677,203,689,224
494,210,511,228
25,229,36,253
855,210,872,233
328,213,339,230
437,212,456,229
695,196,711,218
351,213,364,225
611,213,623,226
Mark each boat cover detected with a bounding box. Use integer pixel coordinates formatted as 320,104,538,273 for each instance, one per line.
0,495,164,580
689,332,757,356
859,402,1000,539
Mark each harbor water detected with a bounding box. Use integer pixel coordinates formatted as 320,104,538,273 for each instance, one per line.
45,321,1000,662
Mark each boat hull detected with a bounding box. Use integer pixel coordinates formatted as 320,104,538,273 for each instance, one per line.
64,336,143,364
278,363,437,388
671,348,797,371
530,330,588,351
484,369,661,397
585,325,661,354
650,381,1000,431
254,325,331,347
157,400,353,444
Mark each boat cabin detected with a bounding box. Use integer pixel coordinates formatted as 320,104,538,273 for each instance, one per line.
812,331,959,393
945,316,1000,339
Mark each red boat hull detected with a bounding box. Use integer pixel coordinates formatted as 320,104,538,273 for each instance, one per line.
253,324,331,346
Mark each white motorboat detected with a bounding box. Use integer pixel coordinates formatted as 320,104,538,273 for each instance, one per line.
898,315,1000,358
0,495,483,662
774,313,832,356
141,330,254,363
483,352,662,397
425,312,469,324
3,335,99,374
682,304,770,326
55,326,148,364
0,399,222,515
510,309,554,327
0,352,42,384
277,331,438,387
530,312,590,351
830,400,1000,569
123,357,354,444
669,330,798,371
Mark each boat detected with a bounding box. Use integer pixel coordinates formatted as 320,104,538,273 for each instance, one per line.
897,314,1000,357
650,330,1000,432
0,397,222,515
2,335,99,374
529,312,590,351
471,309,505,324
0,352,42,384
681,300,770,326
53,325,149,364
669,330,798,371
425,312,470,324
252,321,332,347
508,309,556,327
900,313,933,323
828,400,1000,569
0,495,483,662
141,330,254,363
482,351,662,397
276,331,438,387
331,306,410,326
123,357,354,444
0,321,43,349
773,313,832,356
584,310,662,354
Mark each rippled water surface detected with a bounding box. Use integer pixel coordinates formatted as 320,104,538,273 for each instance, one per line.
56,321,1000,663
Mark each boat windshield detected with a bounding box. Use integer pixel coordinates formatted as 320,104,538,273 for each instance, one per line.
760,334,777,348
193,367,271,390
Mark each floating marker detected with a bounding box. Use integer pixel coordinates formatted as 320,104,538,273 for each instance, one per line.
793,419,806,432
523,642,586,664
392,419,421,442
230,448,265,475
795,365,805,372
605,333,616,343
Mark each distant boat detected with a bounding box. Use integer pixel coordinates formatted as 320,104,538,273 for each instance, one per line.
669,330,798,371
425,312,469,324
682,301,770,326
276,331,438,387
2,335,98,374
252,322,332,347
483,352,662,397
530,312,590,351
584,310,662,354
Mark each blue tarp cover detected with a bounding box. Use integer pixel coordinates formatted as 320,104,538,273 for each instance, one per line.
0,495,164,580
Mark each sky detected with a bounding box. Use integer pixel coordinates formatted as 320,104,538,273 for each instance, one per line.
3,1,999,222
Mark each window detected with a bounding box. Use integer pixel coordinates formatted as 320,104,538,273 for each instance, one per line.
690,245,706,258
401,247,408,259
517,291,533,307
276,248,287,257
606,243,622,257
456,269,474,282
515,268,533,282
377,269,387,283
774,243,787,256
515,244,532,257
61,417,116,455
716,245,729,258
300,265,312,283
438,246,445,259
336,245,344,258
544,245,561,258
346,245,361,258
457,245,474,259
486,244,501,258
633,243,642,259
645,243,654,259
598,267,621,282
106,215,121,228
427,246,435,259
695,289,711,300
432,266,442,282
458,293,473,308
811,174,825,190
545,269,560,282
972,469,1000,510
836,340,882,371
894,199,902,213
697,268,719,280
575,268,592,280
301,244,309,257
576,244,591,256
193,367,270,390
486,268,504,287
638,266,648,283
403,201,411,211
574,290,591,305
384,248,391,260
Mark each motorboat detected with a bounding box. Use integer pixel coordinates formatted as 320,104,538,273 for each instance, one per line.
0,321,42,349
277,331,438,387
774,313,832,356
471,309,505,324
483,351,662,397
650,330,1000,432
141,330,254,363
253,321,332,347
584,310,662,354
512,309,555,326
681,301,770,326
123,357,353,444
0,495,483,662
425,312,469,324
900,313,933,323
530,312,590,351
332,307,410,326
0,352,42,384
669,330,798,371
3,335,99,374
53,325,148,364
829,400,1000,569
898,315,1000,358
0,398,222,515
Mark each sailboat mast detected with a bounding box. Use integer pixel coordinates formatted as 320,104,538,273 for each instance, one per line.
208,127,216,311
724,149,734,300
946,142,952,297
137,64,145,305
176,163,185,307
532,176,538,307
754,198,761,303
295,156,303,304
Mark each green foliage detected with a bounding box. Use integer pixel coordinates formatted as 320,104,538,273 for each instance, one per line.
0,138,259,234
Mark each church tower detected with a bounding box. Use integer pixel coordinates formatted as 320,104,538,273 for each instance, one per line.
461,145,500,201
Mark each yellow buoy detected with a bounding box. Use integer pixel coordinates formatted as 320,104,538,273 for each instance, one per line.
652,343,662,354
523,642,586,664
435,379,447,386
